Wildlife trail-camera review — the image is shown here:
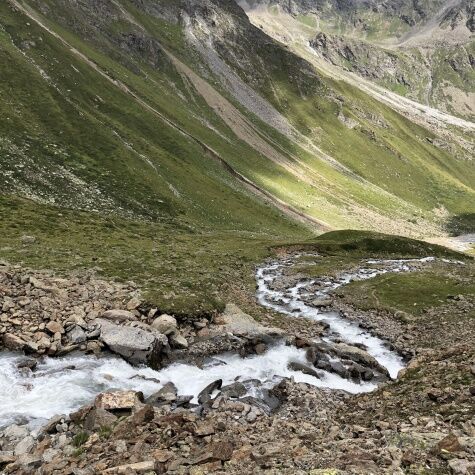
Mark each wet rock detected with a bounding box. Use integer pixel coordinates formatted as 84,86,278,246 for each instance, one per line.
317,360,349,378
198,379,222,404
311,298,333,307
101,309,137,322
170,332,188,349
151,314,177,335
332,343,390,377
97,319,167,368
220,382,247,398
146,382,177,405
16,358,37,371
95,390,143,411
66,325,87,344
288,361,323,379
306,346,329,365
3,334,26,351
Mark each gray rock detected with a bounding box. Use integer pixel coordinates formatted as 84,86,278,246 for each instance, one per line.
14,436,35,455
220,382,247,398
15,453,42,469
67,325,87,344
101,309,137,322
97,319,167,368
146,382,178,405
16,358,37,371
42,448,61,463
332,343,390,377
3,425,29,441
84,408,118,431
170,332,188,349
198,379,222,405
288,361,323,379
3,334,26,351
151,314,177,335
41,415,67,435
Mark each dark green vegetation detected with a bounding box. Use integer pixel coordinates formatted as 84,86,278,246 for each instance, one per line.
282,229,474,323
0,195,310,316
447,213,475,236
342,265,475,318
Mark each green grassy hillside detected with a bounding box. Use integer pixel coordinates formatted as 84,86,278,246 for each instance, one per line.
2,0,474,239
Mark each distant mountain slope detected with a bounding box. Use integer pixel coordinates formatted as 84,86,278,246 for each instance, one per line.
1,0,474,239
243,0,475,120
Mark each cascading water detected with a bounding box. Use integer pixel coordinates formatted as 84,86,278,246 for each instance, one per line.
0,254,441,429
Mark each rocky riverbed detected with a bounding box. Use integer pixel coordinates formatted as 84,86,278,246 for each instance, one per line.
1,255,474,474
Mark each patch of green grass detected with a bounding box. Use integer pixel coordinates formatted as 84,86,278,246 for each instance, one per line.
0,194,309,316
340,265,475,316
72,432,89,448
283,230,467,260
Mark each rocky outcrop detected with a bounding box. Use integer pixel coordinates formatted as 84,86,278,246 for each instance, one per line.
96,319,168,369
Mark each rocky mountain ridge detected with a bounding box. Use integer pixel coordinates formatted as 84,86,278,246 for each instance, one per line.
243,0,475,119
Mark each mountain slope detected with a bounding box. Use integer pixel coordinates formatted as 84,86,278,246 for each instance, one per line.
243,0,475,120
2,0,474,241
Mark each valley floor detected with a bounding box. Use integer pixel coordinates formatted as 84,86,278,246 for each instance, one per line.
0,231,474,474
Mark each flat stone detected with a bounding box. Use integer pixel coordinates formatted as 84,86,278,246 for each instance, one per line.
46,321,64,334
95,390,143,411
14,436,35,456
103,460,156,473
101,309,137,322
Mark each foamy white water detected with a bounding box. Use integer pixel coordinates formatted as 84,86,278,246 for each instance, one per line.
0,343,373,429
0,255,442,428
256,256,439,378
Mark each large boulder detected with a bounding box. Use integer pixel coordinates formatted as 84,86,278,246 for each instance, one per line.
151,314,177,335
214,304,284,340
96,319,168,368
332,343,389,377
3,334,26,351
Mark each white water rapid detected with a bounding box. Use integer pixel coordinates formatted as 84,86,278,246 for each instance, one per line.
0,255,441,429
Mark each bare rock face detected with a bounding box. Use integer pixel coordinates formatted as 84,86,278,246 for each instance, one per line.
96,319,168,369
